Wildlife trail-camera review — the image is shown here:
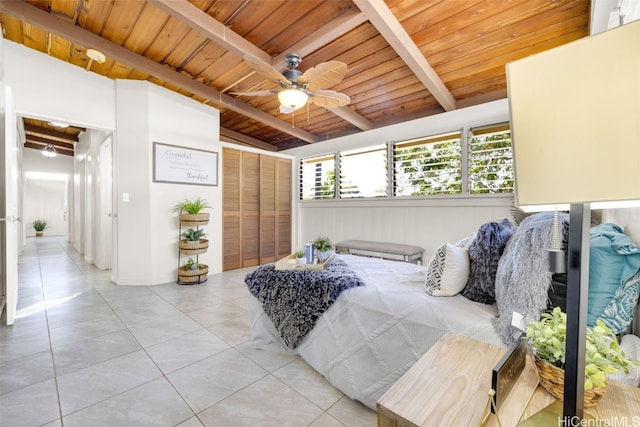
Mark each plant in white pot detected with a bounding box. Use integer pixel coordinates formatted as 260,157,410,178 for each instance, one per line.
313,236,333,262
525,307,636,408
294,249,306,264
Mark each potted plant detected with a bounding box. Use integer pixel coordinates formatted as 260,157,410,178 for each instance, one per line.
178,228,208,255
173,197,212,226
294,249,306,264
525,307,636,407
32,219,47,237
313,236,333,262
178,257,208,284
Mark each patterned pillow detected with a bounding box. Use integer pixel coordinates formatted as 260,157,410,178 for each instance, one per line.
425,233,475,296
599,270,640,334
425,243,470,296
462,219,516,304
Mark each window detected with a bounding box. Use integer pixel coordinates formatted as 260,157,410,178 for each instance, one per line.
299,154,336,200
339,145,388,198
468,124,514,194
393,132,462,196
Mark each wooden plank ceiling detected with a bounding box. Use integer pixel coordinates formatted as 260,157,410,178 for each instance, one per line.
0,0,590,152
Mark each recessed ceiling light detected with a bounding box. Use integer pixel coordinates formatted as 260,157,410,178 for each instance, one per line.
86,48,106,64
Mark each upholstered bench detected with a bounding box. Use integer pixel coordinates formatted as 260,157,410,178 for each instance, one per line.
334,240,425,264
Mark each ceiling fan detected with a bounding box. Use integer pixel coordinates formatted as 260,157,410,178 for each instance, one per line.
231,53,350,114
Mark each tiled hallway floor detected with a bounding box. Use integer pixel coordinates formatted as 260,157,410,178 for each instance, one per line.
0,237,376,427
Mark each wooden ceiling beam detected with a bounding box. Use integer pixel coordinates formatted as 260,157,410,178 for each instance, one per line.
24,124,79,142
1,0,318,144
26,134,75,148
220,127,277,152
327,106,373,131
353,0,458,112
148,0,271,64
152,0,372,133
271,9,369,70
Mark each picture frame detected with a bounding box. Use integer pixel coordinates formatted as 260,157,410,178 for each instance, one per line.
153,142,218,186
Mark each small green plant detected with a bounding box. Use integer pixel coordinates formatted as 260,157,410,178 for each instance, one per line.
313,236,332,252
172,198,211,215
32,219,47,231
181,228,206,242
180,258,204,271
525,307,636,390
294,249,305,258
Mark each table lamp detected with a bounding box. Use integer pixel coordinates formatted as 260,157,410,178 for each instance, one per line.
507,20,640,420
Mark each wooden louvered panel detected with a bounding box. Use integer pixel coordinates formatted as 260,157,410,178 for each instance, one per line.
260,155,277,263
242,212,260,267
222,148,241,271
276,158,292,259
241,152,260,267
223,215,241,270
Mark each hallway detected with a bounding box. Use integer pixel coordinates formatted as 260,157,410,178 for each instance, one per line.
0,237,375,426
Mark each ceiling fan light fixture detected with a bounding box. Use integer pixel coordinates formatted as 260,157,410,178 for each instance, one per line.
278,89,308,110
42,144,58,158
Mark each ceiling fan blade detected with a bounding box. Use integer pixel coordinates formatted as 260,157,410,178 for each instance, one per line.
299,61,348,91
244,53,291,85
230,90,277,97
310,90,350,108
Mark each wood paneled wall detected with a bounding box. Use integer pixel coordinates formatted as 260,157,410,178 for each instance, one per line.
222,147,291,271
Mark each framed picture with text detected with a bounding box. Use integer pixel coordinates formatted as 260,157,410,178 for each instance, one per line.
153,142,218,186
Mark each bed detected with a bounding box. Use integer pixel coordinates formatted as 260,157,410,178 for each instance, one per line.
245,212,640,410
246,254,503,410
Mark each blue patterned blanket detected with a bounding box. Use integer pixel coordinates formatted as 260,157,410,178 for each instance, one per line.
245,258,365,349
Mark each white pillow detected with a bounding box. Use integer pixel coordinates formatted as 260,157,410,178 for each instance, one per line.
607,334,640,387
425,242,470,296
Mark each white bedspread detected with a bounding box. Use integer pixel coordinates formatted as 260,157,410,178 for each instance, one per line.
247,254,503,410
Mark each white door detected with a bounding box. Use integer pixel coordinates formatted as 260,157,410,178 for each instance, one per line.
98,136,113,270
1,85,19,325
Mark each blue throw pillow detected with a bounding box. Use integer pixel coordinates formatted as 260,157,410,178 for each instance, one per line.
587,223,640,329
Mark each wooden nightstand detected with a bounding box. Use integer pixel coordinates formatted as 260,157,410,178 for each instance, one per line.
377,333,640,427
377,333,539,427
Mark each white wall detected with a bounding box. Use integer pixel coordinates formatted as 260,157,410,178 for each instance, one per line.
284,99,514,258
2,41,115,130
115,80,222,285
22,148,73,238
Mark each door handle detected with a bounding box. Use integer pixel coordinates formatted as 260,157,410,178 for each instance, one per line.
0,216,21,223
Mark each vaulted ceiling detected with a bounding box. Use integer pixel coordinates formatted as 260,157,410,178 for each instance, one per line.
1,0,591,153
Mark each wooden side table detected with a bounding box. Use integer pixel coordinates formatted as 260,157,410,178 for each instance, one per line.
377,333,640,427
377,333,539,427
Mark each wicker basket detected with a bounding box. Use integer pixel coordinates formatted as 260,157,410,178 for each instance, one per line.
178,238,209,255
177,265,208,284
178,213,209,226
533,356,607,408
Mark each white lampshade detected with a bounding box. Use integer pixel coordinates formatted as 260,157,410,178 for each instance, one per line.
41,144,58,158
507,20,640,210
278,88,308,110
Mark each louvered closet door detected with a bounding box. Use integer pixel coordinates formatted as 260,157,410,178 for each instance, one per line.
242,152,260,267
222,148,241,270
222,148,292,271
276,157,292,259
260,155,277,263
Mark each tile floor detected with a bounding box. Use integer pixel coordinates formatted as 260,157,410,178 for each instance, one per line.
0,237,376,427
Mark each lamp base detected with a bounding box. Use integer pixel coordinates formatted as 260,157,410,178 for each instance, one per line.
518,400,595,426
